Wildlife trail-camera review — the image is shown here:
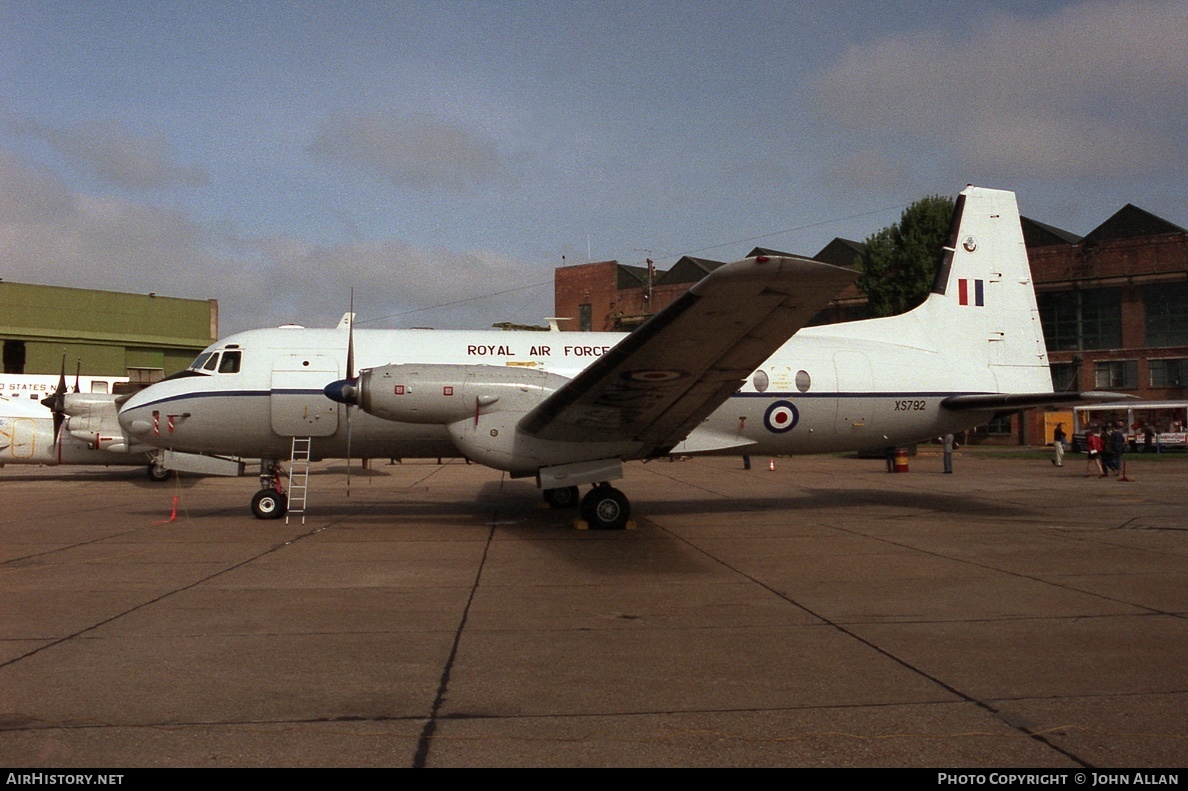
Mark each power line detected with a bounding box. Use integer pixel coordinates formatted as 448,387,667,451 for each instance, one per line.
356,202,906,325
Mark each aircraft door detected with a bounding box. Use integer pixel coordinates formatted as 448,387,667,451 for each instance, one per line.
0,417,38,459
833,351,874,436
270,354,340,437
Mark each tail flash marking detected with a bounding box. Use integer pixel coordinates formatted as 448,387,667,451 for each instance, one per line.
958,278,985,307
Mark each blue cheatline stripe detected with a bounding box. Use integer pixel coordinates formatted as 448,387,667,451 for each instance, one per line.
731,391,987,399
127,387,996,413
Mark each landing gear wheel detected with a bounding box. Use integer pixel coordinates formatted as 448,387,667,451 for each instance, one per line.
543,485,581,509
580,485,630,530
251,489,288,520
147,462,171,482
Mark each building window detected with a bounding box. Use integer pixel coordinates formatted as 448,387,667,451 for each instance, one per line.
3,340,25,374
1094,360,1137,389
1050,362,1078,392
1144,282,1188,347
972,414,1014,435
1038,288,1122,350
578,303,591,332
1149,358,1187,387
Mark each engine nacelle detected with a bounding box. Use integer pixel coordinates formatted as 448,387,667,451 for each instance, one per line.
353,364,569,424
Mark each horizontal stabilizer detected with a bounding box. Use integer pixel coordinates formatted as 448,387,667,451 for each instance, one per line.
941,391,1136,411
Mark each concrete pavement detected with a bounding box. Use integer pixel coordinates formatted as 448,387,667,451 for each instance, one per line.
1,450,1185,766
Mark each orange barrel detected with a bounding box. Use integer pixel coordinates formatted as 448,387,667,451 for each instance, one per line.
894,448,909,473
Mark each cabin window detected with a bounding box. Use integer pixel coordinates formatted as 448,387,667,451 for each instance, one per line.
752,370,769,393
202,353,220,371
218,351,242,374
795,370,811,393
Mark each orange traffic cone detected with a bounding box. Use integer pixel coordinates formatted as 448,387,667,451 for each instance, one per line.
155,496,178,525
768,458,775,471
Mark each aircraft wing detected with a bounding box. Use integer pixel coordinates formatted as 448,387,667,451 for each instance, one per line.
941,391,1136,411
519,256,857,452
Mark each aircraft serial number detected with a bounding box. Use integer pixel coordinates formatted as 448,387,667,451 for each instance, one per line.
894,399,927,411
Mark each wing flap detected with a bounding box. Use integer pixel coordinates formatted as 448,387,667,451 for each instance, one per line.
520,256,857,449
941,391,1136,411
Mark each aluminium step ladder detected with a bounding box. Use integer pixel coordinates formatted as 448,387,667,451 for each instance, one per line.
286,437,312,524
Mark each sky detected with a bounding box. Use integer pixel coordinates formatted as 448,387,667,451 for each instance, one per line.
1,0,1185,335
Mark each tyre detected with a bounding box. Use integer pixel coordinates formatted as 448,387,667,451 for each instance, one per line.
147,463,171,482
543,485,580,509
580,486,630,530
251,489,287,520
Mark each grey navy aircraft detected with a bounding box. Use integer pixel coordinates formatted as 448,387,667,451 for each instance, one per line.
116,186,1117,528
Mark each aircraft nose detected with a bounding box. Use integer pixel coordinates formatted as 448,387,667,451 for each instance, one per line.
324,378,359,405
117,392,153,437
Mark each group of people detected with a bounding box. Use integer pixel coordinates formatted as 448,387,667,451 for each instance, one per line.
1078,422,1130,477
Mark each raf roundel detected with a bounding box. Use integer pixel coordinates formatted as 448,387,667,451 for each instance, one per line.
763,400,800,433
623,369,687,383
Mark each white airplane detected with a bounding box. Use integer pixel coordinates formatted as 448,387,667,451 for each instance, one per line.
116,186,1117,527
0,369,170,478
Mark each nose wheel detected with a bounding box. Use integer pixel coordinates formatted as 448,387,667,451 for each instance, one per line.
580,484,630,530
251,488,288,519
251,458,288,519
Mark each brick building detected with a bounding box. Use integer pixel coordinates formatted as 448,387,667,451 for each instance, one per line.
1024,205,1188,443
553,202,1188,445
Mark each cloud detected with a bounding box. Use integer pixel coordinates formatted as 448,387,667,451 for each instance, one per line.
0,149,548,335
813,0,1188,180
310,112,514,191
16,119,208,189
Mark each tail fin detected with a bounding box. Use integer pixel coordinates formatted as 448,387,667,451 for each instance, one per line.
917,186,1052,393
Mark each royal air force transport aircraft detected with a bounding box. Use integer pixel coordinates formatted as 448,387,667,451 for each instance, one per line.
116,187,1118,528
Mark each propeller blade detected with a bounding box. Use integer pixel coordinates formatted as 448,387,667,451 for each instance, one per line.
346,289,355,381
345,289,355,497
73,359,81,393
42,353,68,438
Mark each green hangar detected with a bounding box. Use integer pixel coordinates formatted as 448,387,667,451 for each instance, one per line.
1,281,217,382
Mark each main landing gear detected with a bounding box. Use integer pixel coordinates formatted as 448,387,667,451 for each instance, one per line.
542,483,631,530
542,485,580,509
251,459,288,520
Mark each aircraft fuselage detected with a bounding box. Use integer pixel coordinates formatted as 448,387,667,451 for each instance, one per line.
117,323,996,466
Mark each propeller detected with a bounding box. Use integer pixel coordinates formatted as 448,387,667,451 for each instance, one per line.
73,359,81,393
40,354,69,440
344,291,356,496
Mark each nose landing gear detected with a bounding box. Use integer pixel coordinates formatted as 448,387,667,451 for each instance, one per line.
251,459,288,519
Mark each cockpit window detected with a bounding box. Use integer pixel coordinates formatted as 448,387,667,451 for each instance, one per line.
218,351,241,374
189,352,214,371
202,353,220,371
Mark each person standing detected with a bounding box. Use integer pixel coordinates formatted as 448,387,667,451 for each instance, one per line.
1109,421,1127,477
1052,422,1067,467
1085,428,1104,477
942,433,955,474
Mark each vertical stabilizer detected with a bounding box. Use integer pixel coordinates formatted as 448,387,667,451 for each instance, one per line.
918,186,1052,393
